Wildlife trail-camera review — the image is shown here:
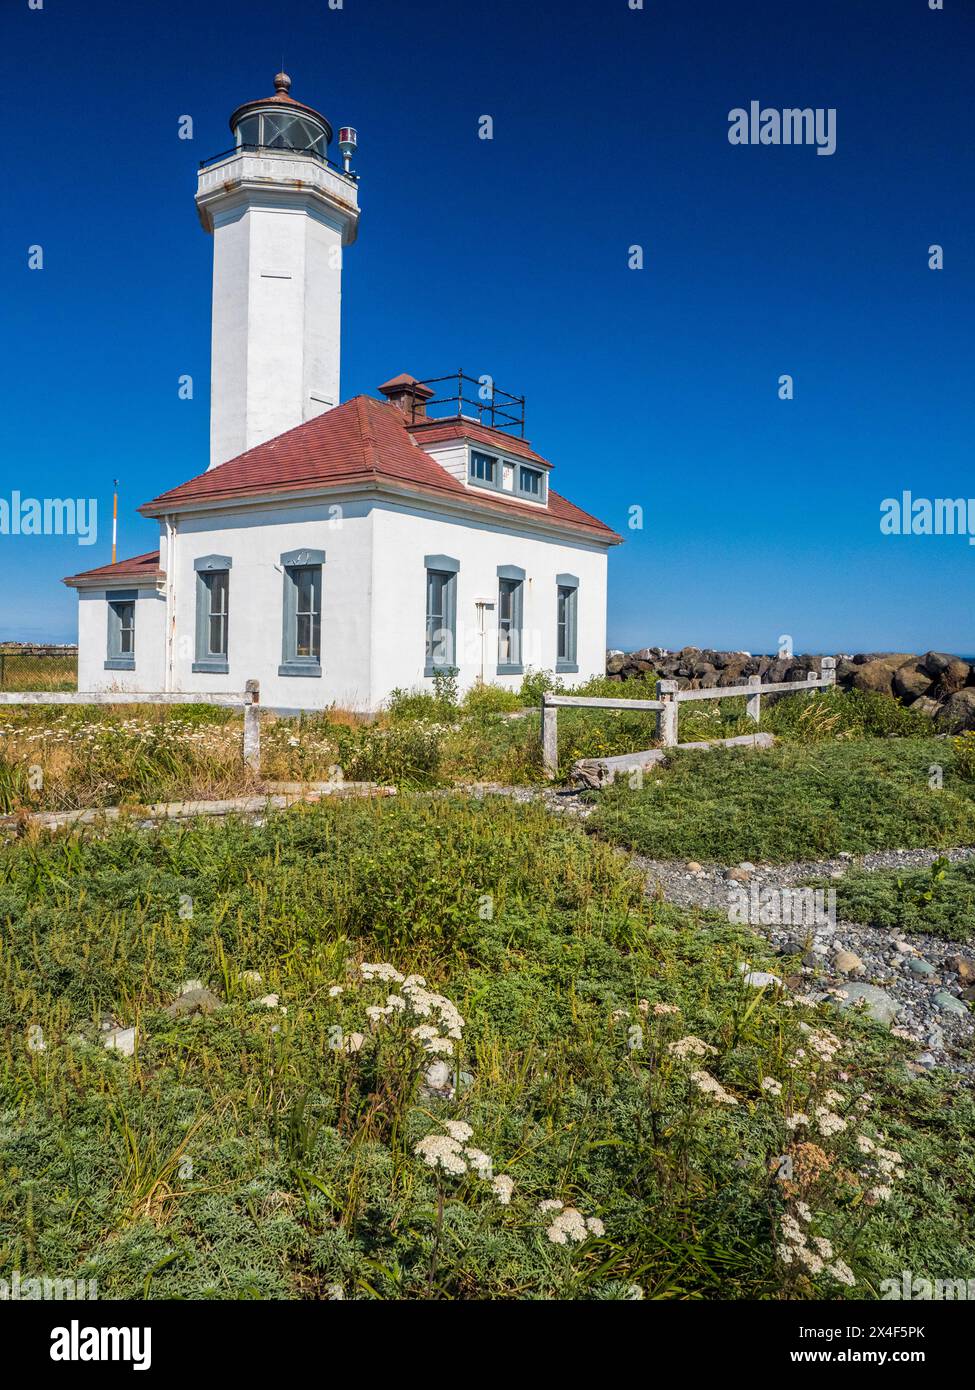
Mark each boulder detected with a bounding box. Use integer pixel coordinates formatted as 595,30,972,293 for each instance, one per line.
836,983,900,1026
920,651,971,690
163,986,223,1019
851,655,915,696
892,663,933,703
606,652,626,675
939,689,975,732
833,949,865,976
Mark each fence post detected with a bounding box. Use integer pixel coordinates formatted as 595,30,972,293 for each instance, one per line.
656,679,678,747
821,656,837,690
746,675,762,724
541,693,559,779
243,679,261,774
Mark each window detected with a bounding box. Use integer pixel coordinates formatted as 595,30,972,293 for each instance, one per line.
518,465,543,498
235,111,327,157
469,450,497,485
424,554,459,674
497,565,525,674
279,549,325,677
556,573,579,672
105,590,136,670
193,555,232,673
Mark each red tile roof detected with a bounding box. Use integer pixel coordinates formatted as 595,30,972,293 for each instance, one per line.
138,395,620,542
63,550,163,587
406,417,551,467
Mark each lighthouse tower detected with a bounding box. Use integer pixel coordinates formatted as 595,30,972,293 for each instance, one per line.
195,73,360,469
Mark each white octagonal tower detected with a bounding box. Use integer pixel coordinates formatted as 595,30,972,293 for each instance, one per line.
196,73,360,469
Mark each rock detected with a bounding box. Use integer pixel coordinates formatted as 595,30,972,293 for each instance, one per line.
836,983,901,1027
178,979,204,995
920,651,971,691
739,862,757,873
939,689,975,733
833,949,865,976
906,957,935,977
915,1052,938,1070
606,653,627,675
240,969,263,987
947,954,975,983
892,663,933,703
911,697,943,719
738,964,782,988
934,991,970,1017
725,866,750,883
686,861,703,873
163,986,223,1019
851,655,915,696
102,1026,137,1056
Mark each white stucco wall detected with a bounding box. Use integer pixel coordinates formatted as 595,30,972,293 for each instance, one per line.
73,495,610,710
209,202,345,469
76,586,167,693
369,502,608,705
168,498,373,709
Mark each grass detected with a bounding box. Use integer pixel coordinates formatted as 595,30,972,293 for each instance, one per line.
803,856,975,942
587,738,975,864
0,652,77,693
1,795,973,1299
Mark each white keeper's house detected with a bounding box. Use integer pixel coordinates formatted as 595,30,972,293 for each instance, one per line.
65,73,620,711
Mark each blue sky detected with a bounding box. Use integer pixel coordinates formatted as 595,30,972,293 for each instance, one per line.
1,0,972,653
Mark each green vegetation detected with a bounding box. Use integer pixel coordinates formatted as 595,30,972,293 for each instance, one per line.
1,795,973,1299
588,738,975,864
803,855,975,942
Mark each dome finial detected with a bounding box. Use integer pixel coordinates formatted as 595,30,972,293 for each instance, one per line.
274,70,292,95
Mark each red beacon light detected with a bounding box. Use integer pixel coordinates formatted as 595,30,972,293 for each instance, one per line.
338,127,358,173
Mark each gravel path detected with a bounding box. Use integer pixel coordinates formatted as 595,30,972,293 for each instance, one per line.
458,784,975,1078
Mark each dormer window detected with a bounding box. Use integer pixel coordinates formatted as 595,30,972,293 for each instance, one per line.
470,450,497,485
519,465,543,498
466,446,547,503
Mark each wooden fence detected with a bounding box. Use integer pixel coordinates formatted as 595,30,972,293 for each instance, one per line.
541,658,837,777
0,680,262,772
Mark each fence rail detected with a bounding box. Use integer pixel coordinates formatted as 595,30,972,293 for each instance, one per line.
0,680,262,772
541,659,837,777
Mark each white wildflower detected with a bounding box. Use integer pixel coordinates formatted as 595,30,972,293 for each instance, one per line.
443,1120,473,1143
491,1174,515,1205
668,1035,718,1059
689,1070,738,1105
761,1077,783,1095
414,1133,468,1176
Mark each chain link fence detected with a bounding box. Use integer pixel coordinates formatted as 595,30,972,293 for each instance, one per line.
0,647,78,692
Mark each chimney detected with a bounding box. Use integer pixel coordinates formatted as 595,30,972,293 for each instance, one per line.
378,373,435,421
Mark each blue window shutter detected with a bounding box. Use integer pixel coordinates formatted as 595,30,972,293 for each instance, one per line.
105,590,137,670
496,567,525,674
424,556,459,675
279,551,324,677
192,556,232,674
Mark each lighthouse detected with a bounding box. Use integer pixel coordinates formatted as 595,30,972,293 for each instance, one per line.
195,73,360,470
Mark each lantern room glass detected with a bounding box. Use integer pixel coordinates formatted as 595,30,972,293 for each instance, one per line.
234,110,328,157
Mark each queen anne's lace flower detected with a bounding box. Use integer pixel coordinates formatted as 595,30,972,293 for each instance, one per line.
689,1070,738,1105
414,1134,468,1176
828,1260,856,1287
668,1036,718,1059
443,1120,473,1143
761,1077,783,1095
361,962,405,983
491,1174,514,1205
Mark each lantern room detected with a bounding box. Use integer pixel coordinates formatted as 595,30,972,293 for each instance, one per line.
228,71,333,159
